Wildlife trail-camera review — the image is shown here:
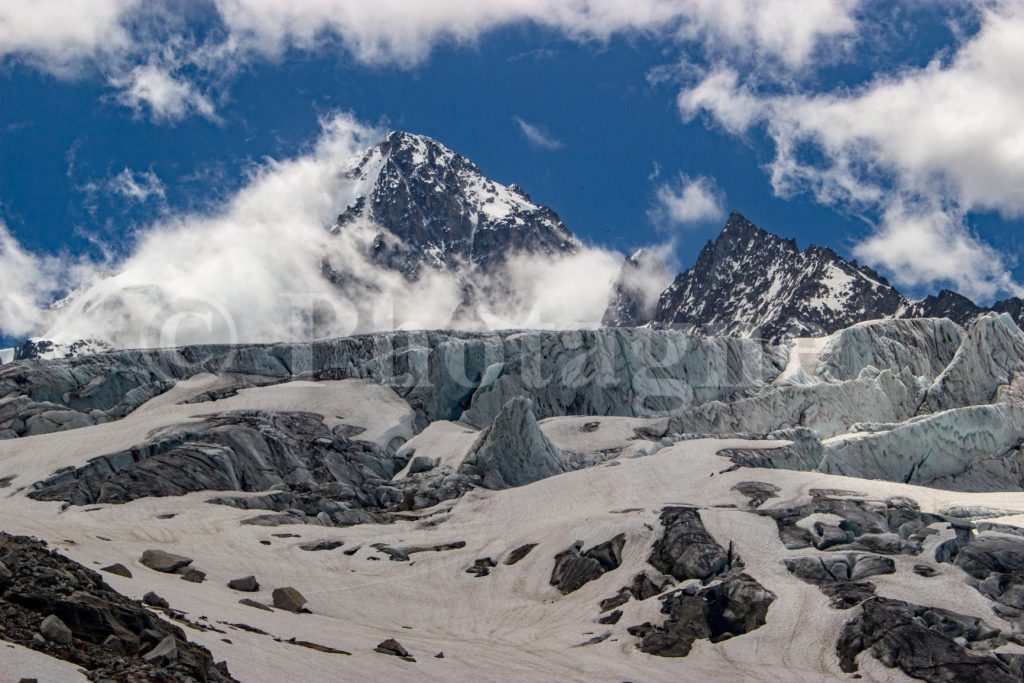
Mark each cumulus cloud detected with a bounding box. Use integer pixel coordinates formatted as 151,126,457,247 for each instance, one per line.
652,174,724,226
677,3,1024,299
0,0,137,76
0,224,61,337
0,1,862,122
212,0,860,69
514,117,563,150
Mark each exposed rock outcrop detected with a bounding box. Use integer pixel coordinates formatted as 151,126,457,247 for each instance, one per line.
0,532,235,682
460,397,565,489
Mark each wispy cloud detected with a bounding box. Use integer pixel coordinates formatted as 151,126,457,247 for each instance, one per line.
107,168,166,203
514,117,564,150
652,174,725,226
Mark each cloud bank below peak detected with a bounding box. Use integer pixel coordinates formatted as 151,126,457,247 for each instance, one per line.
0,113,645,347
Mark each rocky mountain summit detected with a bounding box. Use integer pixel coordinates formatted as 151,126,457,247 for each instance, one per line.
651,212,905,339
331,131,578,280
638,211,1024,341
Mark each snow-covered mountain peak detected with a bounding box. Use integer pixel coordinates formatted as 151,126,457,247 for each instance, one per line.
333,130,578,279
652,212,906,340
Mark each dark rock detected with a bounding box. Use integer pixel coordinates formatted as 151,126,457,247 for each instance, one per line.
550,534,626,594
761,494,940,555
913,564,939,578
228,576,259,592
143,591,169,608
465,558,497,578
837,597,1015,681
635,571,776,657
629,571,672,601
783,555,895,584
140,549,193,573
272,587,308,613
731,481,781,508
100,563,132,578
372,541,465,562
504,543,537,565
179,568,206,583
0,531,237,681
599,610,623,625
300,540,344,552
238,598,272,612
600,588,632,613
649,507,737,582
819,582,876,610
652,212,906,341
375,638,415,662
407,455,438,475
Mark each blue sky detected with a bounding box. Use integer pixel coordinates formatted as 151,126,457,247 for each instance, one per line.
1,1,1022,346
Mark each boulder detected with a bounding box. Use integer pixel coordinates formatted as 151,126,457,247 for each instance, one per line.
228,576,260,592
142,635,178,665
550,534,626,594
375,638,414,661
140,549,193,573
40,614,72,645
272,587,308,613
143,592,169,608
100,563,132,578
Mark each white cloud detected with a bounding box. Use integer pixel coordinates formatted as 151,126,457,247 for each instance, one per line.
0,1,862,122
213,0,860,69
854,201,1019,301
107,168,166,203
0,224,60,337
111,64,218,123
514,117,563,150
0,0,137,76
652,174,724,226
20,113,631,348
677,3,1024,299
